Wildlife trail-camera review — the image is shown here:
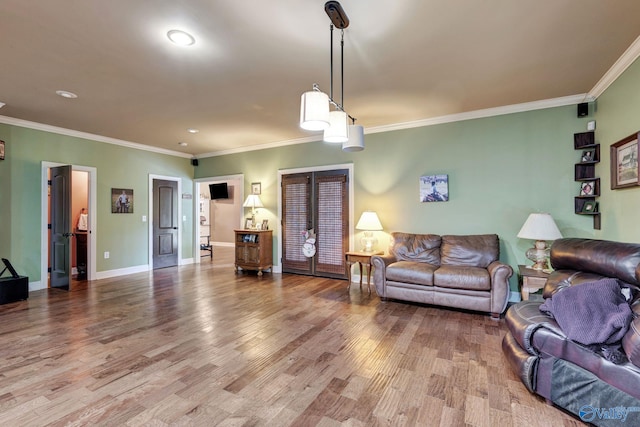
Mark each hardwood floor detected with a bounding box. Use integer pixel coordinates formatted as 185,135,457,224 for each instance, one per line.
0,258,583,426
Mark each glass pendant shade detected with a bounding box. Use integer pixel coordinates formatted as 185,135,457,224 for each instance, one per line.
342,124,364,151
323,110,349,143
300,91,330,131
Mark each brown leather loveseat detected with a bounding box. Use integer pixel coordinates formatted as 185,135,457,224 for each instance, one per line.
502,238,640,426
371,233,513,318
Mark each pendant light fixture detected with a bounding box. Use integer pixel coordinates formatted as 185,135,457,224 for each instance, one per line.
299,1,364,150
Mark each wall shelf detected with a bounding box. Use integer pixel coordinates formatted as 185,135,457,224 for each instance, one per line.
573,131,600,230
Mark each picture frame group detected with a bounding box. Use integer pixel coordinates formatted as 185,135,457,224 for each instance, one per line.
245,218,269,230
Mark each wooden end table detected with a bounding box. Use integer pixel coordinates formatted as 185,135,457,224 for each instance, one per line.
345,251,383,295
519,265,550,301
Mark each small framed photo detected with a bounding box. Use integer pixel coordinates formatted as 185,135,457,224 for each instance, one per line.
581,150,593,162
419,174,449,202
251,182,261,195
262,219,269,230
610,131,639,190
111,188,134,213
0,140,4,160
580,181,595,196
245,218,254,229
581,201,598,213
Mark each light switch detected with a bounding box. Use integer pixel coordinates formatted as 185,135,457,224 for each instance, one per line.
142,215,147,222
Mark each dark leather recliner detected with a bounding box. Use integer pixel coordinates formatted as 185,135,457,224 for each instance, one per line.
502,238,640,426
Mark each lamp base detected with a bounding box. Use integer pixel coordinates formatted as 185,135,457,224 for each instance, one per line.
525,240,550,271
360,231,378,253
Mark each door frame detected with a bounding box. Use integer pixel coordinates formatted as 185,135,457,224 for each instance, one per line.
277,163,355,274
41,161,98,288
192,174,244,264
148,174,183,267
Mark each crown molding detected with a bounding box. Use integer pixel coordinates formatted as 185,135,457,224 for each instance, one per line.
589,35,640,99
365,94,591,135
0,115,193,158
199,94,590,158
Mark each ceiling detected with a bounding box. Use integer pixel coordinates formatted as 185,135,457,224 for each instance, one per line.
1,1,639,158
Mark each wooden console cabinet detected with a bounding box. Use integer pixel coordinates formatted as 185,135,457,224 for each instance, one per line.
234,229,273,276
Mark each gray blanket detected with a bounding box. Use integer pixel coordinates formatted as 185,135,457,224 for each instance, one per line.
539,278,633,345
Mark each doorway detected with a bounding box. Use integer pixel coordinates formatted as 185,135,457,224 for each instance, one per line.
41,162,97,291
279,164,354,279
150,176,181,269
194,175,243,266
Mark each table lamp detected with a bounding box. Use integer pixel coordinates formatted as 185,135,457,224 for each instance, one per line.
356,211,383,252
243,194,263,228
517,213,562,270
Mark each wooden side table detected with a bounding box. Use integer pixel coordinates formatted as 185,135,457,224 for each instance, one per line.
345,251,383,294
519,265,550,301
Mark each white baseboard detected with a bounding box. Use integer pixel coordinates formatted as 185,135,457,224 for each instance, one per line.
95,264,150,280
29,281,45,291
509,291,522,303
181,258,194,265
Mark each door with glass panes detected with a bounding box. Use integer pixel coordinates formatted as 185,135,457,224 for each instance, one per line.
281,169,348,278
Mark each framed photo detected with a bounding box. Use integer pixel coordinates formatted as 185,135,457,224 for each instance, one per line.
581,150,593,162
245,218,254,229
251,182,261,195
419,174,449,202
0,140,4,160
111,188,134,213
610,131,639,190
262,219,269,230
580,181,595,196
581,201,598,213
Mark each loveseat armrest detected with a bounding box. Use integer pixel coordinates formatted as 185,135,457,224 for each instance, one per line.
371,254,396,298
487,261,514,316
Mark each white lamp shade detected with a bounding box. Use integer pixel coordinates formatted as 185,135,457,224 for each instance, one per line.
323,110,349,143
342,124,364,152
517,213,562,240
300,91,330,131
242,194,263,208
356,211,383,231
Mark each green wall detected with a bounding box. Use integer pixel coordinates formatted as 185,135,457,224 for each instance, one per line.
196,104,601,292
594,57,640,240
0,124,194,284
2,56,639,293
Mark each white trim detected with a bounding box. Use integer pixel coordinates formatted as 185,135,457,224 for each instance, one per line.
148,174,182,269
212,242,235,247
29,281,44,292
589,35,640,99
181,257,194,265
509,291,522,303
277,163,355,273
365,94,592,134
41,162,98,288
199,94,592,158
95,264,150,280
193,174,244,264
0,115,191,158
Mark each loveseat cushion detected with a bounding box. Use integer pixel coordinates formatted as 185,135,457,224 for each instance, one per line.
389,232,441,265
433,265,491,291
440,234,498,268
386,261,437,286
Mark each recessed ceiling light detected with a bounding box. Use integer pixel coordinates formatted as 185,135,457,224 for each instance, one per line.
56,90,78,99
167,30,195,46
178,142,188,147
187,128,199,134
0,102,5,109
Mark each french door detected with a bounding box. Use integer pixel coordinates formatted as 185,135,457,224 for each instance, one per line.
281,169,348,278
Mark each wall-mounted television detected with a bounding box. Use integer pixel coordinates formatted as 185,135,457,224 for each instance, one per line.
209,183,229,199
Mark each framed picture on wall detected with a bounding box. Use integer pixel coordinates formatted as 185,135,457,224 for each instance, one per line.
251,182,261,195
610,131,639,189
111,188,134,213
419,174,449,202
0,140,4,160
